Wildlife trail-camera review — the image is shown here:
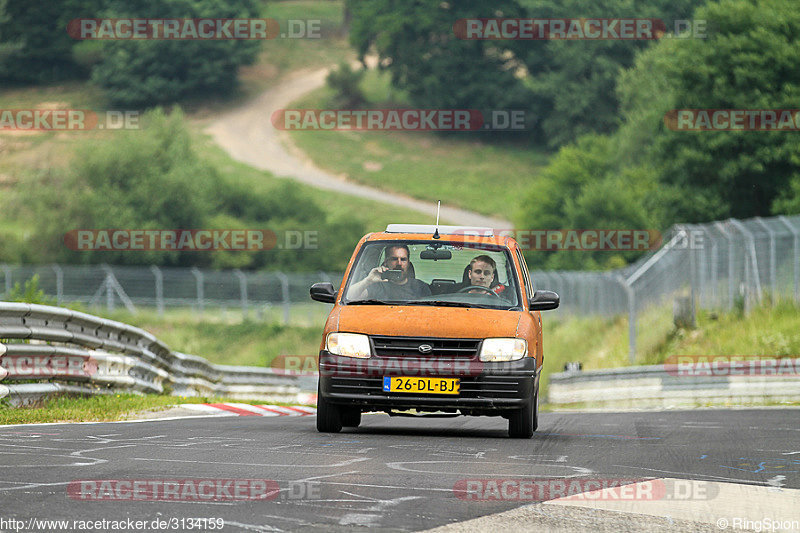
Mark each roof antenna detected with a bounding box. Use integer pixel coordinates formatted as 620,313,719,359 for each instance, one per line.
433,200,441,239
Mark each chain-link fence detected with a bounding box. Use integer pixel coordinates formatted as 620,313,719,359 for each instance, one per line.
532,215,800,361
2,214,798,359
0,264,343,326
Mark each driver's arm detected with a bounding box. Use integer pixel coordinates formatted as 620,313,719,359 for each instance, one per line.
349,266,386,299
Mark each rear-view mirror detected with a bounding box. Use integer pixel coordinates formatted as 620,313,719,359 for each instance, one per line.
420,249,452,260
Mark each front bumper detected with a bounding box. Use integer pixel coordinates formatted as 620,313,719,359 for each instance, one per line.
318,350,539,414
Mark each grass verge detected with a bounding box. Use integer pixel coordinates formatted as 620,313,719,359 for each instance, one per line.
105,308,323,368
286,70,549,219
0,393,309,426
195,132,441,229
540,299,800,397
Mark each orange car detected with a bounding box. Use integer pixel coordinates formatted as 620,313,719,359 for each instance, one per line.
309,224,559,438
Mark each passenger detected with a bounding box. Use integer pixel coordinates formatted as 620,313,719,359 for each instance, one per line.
464,255,506,295
350,244,431,300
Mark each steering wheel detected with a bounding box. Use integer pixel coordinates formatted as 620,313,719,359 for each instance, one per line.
457,285,501,298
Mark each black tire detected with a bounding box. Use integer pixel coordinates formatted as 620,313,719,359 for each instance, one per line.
316,392,342,433
508,385,538,438
341,408,362,428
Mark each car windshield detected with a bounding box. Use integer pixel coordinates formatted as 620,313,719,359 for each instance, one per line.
342,240,522,309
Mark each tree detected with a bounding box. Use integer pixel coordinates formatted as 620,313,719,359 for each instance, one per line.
18,108,365,271
346,0,532,112
514,0,699,148
90,0,261,106
615,0,800,222
0,0,103,82
515,135,660,270
517,0,800,270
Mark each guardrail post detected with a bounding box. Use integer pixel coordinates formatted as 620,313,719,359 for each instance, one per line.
51,264,63,306
99,264,136,314
616,275,636,364
234,269,248,319
99,265,114,311
549,272,565,313
680,225,698,320
191,267,204,315
714,222,735,310
700,224,719,308
729,218,762,309
276,272,290,325
2,265,11,298
0,343,7,400
754,217,777,303
778,216,799,303
150,266,164,317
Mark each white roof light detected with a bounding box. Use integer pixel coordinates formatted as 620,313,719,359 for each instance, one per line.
384,224,494,236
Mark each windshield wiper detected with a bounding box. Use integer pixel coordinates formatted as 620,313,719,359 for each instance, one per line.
405,300,494,309
347,299,400,305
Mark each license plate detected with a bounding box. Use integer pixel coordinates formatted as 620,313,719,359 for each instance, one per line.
383,377,460,395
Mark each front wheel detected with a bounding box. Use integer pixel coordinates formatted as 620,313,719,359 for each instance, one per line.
316,390,342,433
341,408,361,428
508,385,538,438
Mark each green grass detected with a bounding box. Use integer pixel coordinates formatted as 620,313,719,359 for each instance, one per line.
195,132,439,229
641,299,800,363
104,308,323,367
0,393,308,425
258,0,351,73
0,81,108,110
286,71,549,219
540,300,800,397
192,0,352,113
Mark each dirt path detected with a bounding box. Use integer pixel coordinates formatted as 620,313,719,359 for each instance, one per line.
205,68,512,228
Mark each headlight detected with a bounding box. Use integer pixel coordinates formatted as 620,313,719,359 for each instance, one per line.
479,338,527,362
326,333,371,358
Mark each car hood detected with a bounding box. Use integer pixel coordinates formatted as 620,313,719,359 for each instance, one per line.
336,305,521,338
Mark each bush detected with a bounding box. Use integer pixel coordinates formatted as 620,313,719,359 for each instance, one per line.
16,108,364,272
89,0,261,106
5,275,56,305
326,62,365,108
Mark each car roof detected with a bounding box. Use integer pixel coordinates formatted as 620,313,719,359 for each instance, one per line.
364,224,517,248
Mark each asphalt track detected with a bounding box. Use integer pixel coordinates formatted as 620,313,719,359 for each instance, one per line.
0,409,798,532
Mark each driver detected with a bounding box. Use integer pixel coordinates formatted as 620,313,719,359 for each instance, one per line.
464,255,506,295
349,244,431,300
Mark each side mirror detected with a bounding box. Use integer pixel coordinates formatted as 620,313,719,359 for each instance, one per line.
529,290,559,311
310,282,336,303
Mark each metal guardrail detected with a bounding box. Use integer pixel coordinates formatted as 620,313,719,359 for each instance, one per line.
548,361,800,409
0,302,301,406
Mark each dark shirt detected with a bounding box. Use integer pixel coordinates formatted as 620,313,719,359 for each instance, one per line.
367,278,431,300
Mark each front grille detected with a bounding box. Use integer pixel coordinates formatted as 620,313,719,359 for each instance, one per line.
370,336,480,358
329,376,521,399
